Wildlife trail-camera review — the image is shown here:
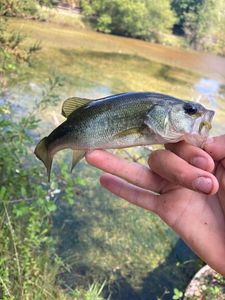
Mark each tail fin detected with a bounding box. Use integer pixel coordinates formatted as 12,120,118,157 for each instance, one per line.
34,137,52,182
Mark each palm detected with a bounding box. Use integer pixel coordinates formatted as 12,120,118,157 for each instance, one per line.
145,159,225,269
216,159,225,214
158,183,223,242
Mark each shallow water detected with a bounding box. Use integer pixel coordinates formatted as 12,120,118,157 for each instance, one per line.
5,18,225,300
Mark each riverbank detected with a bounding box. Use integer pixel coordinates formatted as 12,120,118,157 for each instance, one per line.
9,8,225,83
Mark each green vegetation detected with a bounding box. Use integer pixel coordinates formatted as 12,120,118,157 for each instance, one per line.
0,0,57,17
81,0,225,55
184,272,225,300
0,18,41,92
0,17,105,300
199,273,225,300
0,96,107,300
1,4,225,300
172,0,225,55
81,0,176,41
1,0,225,55
0,0,38,17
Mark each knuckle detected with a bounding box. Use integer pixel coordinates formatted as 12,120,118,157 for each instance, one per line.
131,189,140,206
173,170,186,185
148,150,163,168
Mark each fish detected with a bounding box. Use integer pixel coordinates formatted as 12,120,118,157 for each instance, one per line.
34,92,215,180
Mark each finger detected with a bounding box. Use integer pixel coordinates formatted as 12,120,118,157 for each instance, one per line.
204,135,225,161
217,163,225,213
148,149,219,195
100,173,158,212
85,150,164,193
166,141,215,172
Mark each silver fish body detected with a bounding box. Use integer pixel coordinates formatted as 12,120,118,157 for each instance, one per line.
34,92,214,180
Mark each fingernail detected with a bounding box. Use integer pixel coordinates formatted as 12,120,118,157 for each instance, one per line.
191,156,208,170
192,177,213,194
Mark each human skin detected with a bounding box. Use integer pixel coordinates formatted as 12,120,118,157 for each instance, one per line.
85,135,225,276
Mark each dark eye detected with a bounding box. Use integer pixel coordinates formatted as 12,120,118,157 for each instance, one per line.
183,103,198,115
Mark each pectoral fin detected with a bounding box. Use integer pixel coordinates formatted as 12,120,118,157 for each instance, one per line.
111,127,147,146
62,97,90,118
113,128,142,139
71,150,85,172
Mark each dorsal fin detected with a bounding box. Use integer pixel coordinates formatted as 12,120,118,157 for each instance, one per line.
62,97,90,118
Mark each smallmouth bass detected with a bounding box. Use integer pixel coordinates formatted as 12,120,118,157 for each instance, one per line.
34,92,214,180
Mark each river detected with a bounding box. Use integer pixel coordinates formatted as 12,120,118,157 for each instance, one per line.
4,18,225,300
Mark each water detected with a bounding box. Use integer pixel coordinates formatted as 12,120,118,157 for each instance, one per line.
5,18,225,300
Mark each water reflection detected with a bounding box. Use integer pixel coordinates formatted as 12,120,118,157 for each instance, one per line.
74,85,111,99
194,78,220,109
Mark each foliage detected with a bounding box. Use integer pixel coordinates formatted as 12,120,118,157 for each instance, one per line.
80,0,225,55
71,281,108,299
200,273,225,300
0,15,104,299
36,73,66,109
172,0,225,55
185,272,225,300
0,102,58,299
81,0,176,41
195,0,225,54
0,17,41,93
173,288,183,300
171,0,203,35
0,97,106,300
0,0,39,17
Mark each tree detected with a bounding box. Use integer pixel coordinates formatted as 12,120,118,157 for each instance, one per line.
172,0,225,55
0,0,38,17
81,0,176,40
171,0,203,35
195,0,225,54
145,0,177,40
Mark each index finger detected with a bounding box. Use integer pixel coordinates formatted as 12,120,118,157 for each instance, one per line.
85,149,164,192
165,141,215,172
204,135,225,161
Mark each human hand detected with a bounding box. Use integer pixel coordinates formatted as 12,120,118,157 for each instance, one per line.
85,135,225,276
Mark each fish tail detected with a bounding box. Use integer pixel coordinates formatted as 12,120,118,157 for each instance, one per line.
34,137,52,182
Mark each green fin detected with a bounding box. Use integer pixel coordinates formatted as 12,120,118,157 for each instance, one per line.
34,137,52,182
71,150,85,172
62,97,90,118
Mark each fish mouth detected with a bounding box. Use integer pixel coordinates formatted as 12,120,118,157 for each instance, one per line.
198,110,214,137
198,120,212,134
191,109,215,146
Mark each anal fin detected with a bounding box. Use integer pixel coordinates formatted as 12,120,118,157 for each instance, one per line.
71,150,85,172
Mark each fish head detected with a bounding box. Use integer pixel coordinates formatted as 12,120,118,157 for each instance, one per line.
169,101,214,146
145,100,214,147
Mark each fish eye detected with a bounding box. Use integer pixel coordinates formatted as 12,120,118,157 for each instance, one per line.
183,103,198,115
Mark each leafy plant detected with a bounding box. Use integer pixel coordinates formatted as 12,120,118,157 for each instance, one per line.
0,17,41,93
0,96,105,300
81,0,176,40
173,288,183,300
0,0,38,17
